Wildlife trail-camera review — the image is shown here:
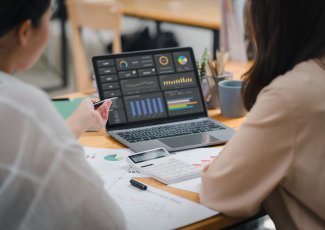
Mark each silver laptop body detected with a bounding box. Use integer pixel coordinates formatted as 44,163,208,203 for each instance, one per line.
93,47,235,152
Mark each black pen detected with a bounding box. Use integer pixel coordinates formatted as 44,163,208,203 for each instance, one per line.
130,179,147,190
93,97,118,109
51,97,70,101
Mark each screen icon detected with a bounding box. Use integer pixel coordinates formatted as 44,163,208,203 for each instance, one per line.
155,54,175,74
119,60,128,68
159,56,169,65
173,52,193,72
177,55,188,65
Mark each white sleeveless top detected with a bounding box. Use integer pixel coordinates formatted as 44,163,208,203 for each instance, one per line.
0,72,126,230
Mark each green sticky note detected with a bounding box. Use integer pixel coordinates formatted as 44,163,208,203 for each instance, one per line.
52,97,85,119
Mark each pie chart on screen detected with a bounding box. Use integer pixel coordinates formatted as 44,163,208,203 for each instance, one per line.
178,55,188,65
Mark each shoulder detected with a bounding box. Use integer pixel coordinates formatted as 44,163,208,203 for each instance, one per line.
271,59,324,87
263,59,325,95
0,72,52,115
257,59,325,112
0,72,75,144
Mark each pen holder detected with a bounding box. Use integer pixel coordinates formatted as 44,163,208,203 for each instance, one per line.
201,72,233,110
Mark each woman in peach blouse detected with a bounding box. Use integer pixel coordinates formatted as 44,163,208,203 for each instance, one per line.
200,0,325,229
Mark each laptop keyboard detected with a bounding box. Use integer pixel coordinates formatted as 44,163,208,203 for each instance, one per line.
116,120,225,143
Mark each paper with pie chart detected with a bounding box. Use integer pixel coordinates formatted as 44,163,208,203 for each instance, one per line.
83,147,149,190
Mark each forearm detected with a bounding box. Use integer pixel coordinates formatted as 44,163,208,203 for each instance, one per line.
66,114,87,139
65,98,110,139
200,87,294,217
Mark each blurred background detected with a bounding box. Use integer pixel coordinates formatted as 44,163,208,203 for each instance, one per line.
18,0,251,96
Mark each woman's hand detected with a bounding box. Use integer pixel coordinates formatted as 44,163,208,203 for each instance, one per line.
66,98,112,138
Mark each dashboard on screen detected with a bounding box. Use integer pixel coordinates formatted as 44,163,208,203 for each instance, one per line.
92,48,207,129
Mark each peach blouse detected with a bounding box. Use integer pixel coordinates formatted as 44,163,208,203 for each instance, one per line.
200,58,325,230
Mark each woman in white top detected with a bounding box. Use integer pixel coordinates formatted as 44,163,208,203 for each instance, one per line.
0,0,125,229
200,0,325,229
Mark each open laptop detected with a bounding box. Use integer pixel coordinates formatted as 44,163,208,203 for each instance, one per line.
92,47,235,152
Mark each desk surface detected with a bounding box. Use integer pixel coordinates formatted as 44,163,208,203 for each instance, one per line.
71,61,252,229
118,0,221,30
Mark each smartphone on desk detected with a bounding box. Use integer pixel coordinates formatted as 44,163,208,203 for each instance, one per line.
126,148,200,184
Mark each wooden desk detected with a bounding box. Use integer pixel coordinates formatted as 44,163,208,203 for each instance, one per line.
70,61,253,229
118,0,221,57
119,0,221,30
78,115,246,229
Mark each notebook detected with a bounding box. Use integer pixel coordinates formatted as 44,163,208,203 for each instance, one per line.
52,97,84,119
92,47,235,152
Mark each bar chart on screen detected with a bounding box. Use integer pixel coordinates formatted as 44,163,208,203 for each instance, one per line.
165,88,204,116
124,92,167,121
159,72,197,90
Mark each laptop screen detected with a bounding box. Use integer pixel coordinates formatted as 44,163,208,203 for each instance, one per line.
92,47,207,129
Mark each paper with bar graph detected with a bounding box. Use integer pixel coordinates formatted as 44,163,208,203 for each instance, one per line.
173,146,222,169
168,147,222,192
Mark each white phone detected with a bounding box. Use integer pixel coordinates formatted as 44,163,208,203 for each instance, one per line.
127,148,200,184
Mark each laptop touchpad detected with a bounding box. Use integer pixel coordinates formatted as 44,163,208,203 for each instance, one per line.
159,133,220,149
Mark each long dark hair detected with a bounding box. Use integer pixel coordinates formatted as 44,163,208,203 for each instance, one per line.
242,0,325,111
0,0,52,38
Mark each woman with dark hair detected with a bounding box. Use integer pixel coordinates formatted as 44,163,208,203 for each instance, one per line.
0,0,125,229
200,0,325,229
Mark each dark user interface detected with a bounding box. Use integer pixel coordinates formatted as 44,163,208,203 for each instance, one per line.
95,50,204,125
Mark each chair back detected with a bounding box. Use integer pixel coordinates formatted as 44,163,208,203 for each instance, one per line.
65,0,122,91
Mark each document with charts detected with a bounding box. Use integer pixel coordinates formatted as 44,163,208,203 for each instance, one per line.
84,147,219,229
109,179,218,230
83,147,149,190
168,147,222,193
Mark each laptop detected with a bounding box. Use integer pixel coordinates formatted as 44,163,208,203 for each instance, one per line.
92,47,235,152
